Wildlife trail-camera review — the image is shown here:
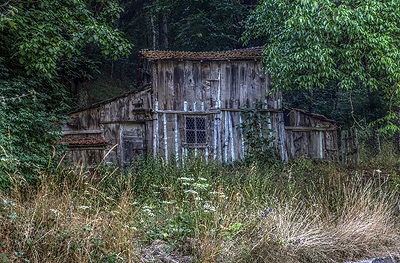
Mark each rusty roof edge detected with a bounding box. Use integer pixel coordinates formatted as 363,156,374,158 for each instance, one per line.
68,84,152,115
283,107,337,125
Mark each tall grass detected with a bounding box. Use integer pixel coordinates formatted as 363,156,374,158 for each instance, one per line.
1,155,400,262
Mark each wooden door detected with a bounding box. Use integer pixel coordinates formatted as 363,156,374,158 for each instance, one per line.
121,123,146,168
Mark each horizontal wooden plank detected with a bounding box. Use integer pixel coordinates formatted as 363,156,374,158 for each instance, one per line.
131,109,152,113
63,130,103,135
183,145,210,149
285,126,337,132
220,108,282,113
155,110,220,115
68,145,108,150
100,120,153,124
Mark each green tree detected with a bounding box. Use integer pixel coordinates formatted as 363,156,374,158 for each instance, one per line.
242,0,400,131
0,0,132,188
149,0,256,51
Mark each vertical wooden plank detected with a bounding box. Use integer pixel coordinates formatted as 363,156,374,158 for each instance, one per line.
279,112,288,161
173,62,184,111
184,62,194,110
193,62,202,110
175,114,179,162
319,131,323,159
222,63,231,109
354,128,359,165
224,110,228,162
214,105,218,160
182,101,188,162
153,101,159,156
230,63,238,109
240,62,248,107
229,112,235,161
157,62,165,110
146,121,153,159
167,61,175,110
201,62,211,110
164,113,168,162
341,130,346,166
239,113,245,159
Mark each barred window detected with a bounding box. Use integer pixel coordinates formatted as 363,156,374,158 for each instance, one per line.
186,116,206,144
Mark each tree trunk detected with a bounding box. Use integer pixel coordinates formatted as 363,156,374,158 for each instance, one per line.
334,86,342,119
308,85,314,113
150,14,156,50
158,13,168,50
75,80,90,108
365,57,381,155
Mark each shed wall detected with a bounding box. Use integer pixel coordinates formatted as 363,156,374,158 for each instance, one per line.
150,59,284,162
63,88,153,167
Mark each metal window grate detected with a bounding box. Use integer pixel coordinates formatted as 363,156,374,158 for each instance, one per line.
186,116,206,144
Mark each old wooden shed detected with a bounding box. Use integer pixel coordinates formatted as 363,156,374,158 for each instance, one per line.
61,47,338,168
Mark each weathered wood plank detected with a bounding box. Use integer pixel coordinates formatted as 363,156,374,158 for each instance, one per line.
285,126,337,132
63,130,103,135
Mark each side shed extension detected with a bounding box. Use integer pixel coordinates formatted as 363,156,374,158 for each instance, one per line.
283,108,338,160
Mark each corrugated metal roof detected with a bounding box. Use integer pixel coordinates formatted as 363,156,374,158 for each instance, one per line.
140,46,265,61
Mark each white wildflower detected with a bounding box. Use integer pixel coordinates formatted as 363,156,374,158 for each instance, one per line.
162,201,176,204
178,177,195,181
192,183,209,189
126,225,137,231
50,209,60,216
204,203,216,212
78,206,90,210
184,189,198,194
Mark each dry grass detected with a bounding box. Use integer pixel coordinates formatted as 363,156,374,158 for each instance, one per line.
232,185,400,263
1,157,400,263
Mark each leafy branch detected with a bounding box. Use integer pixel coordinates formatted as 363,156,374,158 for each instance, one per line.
239,101,276,164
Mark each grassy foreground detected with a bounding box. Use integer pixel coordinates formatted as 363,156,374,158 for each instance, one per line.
1,155,400,263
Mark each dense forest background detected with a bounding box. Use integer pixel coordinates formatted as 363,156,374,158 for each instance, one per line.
70,0,261,107
1,0,400,184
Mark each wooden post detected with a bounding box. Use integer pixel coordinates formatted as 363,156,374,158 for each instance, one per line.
341,130,346,166
353,128,359,165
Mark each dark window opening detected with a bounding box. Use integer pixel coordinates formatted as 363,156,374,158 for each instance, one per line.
186,116,206,144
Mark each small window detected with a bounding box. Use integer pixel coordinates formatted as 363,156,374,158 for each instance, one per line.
186,116,206,144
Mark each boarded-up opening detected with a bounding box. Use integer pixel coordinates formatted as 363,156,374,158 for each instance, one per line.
120,123,146,168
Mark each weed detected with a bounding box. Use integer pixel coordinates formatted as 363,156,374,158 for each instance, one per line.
1,155,400,262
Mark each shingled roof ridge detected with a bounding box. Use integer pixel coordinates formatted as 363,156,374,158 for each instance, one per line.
140,46,265,60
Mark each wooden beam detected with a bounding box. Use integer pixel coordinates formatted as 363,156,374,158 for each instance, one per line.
219,108,282,113
285,126,337,132
155,108,282,114
63,130,103,135
68,145,108,150
100,120,153,124
155,110,220,115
